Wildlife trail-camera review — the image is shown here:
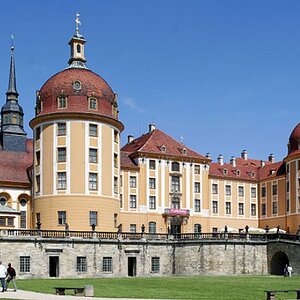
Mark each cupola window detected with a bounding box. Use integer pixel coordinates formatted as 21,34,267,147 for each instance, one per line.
0,196,7,206
77,44,81,54
58,96,67,108
73,80,81,91
89,97,98,110
160,145,166,153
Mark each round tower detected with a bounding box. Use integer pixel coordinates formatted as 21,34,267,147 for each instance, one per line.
30,15,124,231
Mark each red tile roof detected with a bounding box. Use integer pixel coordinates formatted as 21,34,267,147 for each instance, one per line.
121,151,139,170
0,139,33,186
258,161,285,180
121,129,208,161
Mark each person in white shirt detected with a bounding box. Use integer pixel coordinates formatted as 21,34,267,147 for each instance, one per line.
287,265,293,277
0,261,7,292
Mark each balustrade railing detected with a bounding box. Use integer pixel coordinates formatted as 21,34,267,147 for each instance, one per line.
0,229,298,242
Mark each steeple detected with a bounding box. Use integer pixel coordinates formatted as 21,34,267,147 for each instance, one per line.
1,44,27,152
68,13,87,69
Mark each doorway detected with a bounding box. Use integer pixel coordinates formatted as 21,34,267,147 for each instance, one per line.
128,257,136,277
49,256,59,277
270,251,289,275
171,217,181,236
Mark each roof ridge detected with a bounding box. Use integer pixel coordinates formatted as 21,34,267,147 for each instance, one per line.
138,130,156,153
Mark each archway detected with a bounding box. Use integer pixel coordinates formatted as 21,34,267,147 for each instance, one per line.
270,251,289,275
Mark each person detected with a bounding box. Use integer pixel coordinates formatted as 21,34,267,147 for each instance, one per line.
284,264,288,277
0,261,7,292
5,263,17,291
287,265,293,277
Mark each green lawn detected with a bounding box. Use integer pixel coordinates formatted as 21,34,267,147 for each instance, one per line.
16,275,300,299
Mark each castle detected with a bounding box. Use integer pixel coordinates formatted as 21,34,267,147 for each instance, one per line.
1,16,299,237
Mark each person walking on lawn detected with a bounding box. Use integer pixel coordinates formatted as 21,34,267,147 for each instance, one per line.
0,261,7,292
5,263,17,291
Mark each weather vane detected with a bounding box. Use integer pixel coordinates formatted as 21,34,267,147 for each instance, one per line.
75,13,81,35
11,34,14,50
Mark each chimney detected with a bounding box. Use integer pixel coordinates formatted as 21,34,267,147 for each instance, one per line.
268,153,275,163
241,149,248,160
217,154,224,165
127,135,134,143
260,160,265,167
206,153,212,160
149,124,156,132
230,156,236,167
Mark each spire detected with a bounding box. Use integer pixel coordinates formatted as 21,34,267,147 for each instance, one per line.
68,13,87,69
6,45,19,100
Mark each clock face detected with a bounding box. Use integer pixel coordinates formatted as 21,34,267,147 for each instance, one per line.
73,81,81,91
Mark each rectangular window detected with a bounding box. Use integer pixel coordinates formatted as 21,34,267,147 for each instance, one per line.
151,257,160,273
57,172,66,190
58,96,67,108
194,182,200,193
272,184,278,196
36,213,41,224
58,211,66,225
89,98,97,110
0,217,5,226
89,211,98,226
261,186,266,197
120,175,123,187
20,211,26,229
286,198,290,212
171,162,180,172
35,127,41,141
7,217,14,226
114,177,118,194
149,160,156,170
272,201,278,215
89,148,98,163
57,123,66,136
238,186,244,197
251,204,256,216
171,196,180,209
130,176,136,188
149,178,156,189
114,130,118,143
57,147,66,162
130,224,136,233
251,187,256,198
212,201,218,213
262,203,266,216
149,196,156,209
194,199,201,212
76,257,87,272
20,256,30,273
36,175,40,193
171,176,180,192
120,194,123,208
89,124,98,137
194,165,200,174
114,154,118,168
226,202,231,214
130,195,136,208
36,151,40,165
89,173,98,190
102,257,112,272
212,183,218,194
287,181,290,193
238,203,244,215
225,185,231,196
114,214,118,228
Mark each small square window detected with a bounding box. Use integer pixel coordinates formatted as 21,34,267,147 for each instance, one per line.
57,147,66,162
89,124,98,137
89,148,98,163
57,123,66,136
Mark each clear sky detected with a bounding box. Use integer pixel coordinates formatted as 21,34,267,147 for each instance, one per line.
0,0,300,163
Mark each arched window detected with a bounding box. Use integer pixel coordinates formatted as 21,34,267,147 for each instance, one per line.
0,196,7,206
58,96,67,108
194,224,202,233
19,198,27,207
77,44,81,53
148,222,156,234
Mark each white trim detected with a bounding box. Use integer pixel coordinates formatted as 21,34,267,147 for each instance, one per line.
186,163,190,210
85,122,89,194
53,124,57,193
66,121,71,194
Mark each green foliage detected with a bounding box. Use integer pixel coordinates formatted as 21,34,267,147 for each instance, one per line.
16,275,300,299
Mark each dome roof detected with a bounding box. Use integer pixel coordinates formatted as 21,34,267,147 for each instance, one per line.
36,68,118,120
288,123,300,155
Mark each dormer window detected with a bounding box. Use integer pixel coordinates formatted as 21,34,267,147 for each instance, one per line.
160,145,166,153
89,97,98,110
58,95,67,108
236,170,240,176
223,169,228,175
270,169,276,175
251,172,255,178
181,148,187,155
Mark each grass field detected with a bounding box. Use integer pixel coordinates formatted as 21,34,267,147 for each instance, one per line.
14,275,300,299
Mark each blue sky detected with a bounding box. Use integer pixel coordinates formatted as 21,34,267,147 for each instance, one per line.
1,0,300,163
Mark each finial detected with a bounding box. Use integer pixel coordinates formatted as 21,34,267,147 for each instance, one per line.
11,34,14,51
75,13,81,36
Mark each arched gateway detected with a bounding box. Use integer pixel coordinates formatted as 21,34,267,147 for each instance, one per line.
270,251,289,275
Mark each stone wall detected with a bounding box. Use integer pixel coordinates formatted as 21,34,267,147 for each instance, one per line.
0,237,270,278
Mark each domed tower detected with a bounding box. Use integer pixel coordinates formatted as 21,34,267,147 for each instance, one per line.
285,123,300,232
30,15,124,231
